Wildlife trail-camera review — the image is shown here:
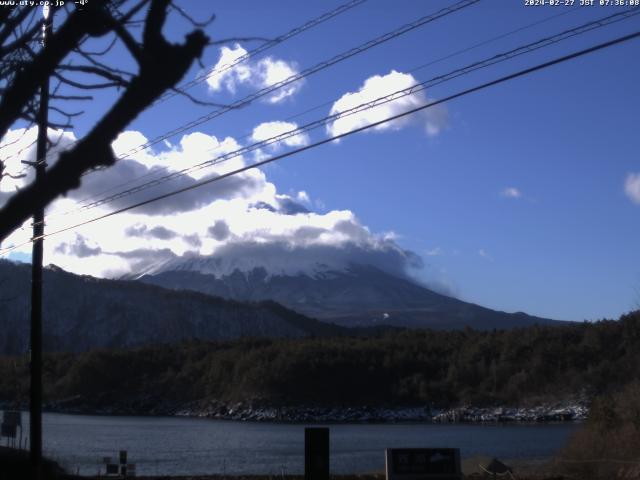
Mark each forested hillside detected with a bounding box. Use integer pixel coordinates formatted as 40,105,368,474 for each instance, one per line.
1,311,638,412
0,260,346,353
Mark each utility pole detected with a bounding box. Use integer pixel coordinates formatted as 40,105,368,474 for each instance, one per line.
28,6,52,480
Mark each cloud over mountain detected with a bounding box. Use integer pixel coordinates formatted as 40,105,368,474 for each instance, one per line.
1,125,427,284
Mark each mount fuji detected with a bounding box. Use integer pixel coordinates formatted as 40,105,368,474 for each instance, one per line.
138,255,562,330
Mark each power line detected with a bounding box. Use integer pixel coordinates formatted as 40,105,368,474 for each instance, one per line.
2,29,638,256
114,0,481,159
278,4,586,125
64,0,478,205
158,0,368,103
407,4,582,75
0,0,367,174
43,6,640,222
32,0,482,213
62,3,585,210
408,6,639,89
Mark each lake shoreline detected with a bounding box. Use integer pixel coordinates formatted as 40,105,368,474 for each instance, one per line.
2,398,588,423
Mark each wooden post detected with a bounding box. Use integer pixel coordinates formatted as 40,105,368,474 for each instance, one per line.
305,427,329,480
29,6,52,480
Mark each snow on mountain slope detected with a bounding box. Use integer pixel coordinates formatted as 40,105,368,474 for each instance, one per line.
139,257,563,330
135,249,376,281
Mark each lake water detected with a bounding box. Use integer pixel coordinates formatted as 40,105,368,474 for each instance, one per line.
12,412,579,476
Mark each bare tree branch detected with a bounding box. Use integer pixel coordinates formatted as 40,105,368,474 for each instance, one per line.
170,3,216,28
20,112,71,130
0,0,209,242
169,86,226,107
75,34,118,56
75,47,136,78
120,0,152,23
50,94,94,101
58,64,131,86
52,71,126,90
0,8,32,48
106,18,144,64
0,8,11,26
0,21,41,58
0,3,112,140
0,128,30,151
1,171,27,181
143,0,170,47
0,138,37,167
49,105,84,118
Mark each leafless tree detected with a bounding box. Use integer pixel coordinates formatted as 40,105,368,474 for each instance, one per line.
0,0,219,243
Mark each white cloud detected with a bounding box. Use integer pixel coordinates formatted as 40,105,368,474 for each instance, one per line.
297,191,310,204
112,130,161,169
258,58,301,104
205,44,251,93
1,126,426,284
425,247,442,256
625,173,640,205
53,130,260,217
501,187,522,199
327,70,448,138
250,121,310,153
206,44,303,103
478,249,493,261
173,131,244,179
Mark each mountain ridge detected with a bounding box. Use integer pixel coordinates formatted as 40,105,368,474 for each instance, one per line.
0,259,345,354
139,259,564,329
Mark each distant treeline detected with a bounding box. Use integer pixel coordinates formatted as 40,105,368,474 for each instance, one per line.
1,311,639,409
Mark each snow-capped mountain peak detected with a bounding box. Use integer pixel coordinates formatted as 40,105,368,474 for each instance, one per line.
146,253,351,281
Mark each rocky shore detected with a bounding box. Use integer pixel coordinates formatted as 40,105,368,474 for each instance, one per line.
0,397,588,423
431,403,588,423
175,401,588,423
175,403,434,422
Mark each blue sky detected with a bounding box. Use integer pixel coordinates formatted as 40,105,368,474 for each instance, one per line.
3,0,640,321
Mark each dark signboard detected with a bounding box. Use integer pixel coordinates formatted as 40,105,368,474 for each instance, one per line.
119,450,127,465
305,427,329,480
385,448,461,480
